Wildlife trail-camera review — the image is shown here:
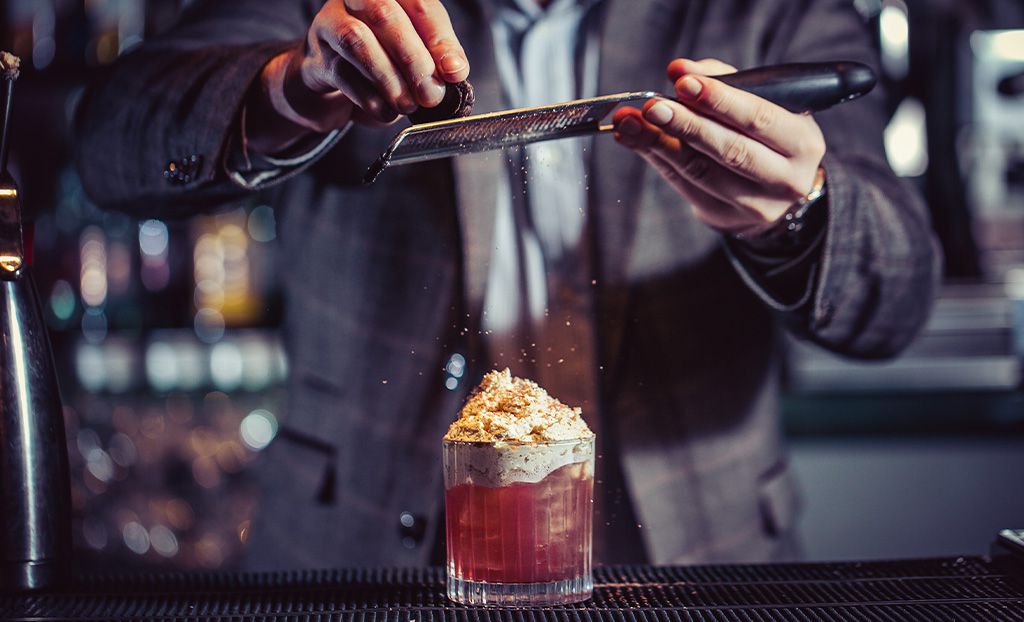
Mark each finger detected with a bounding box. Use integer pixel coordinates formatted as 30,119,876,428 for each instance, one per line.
672,73,822,160
638,147,752,231
642,97,799,193
616,108,796,221
644,137,792,224
343,0,445,110
615,107,770,231
396,0,470,83
319,12,416,114
612,107,663,151
667,57,737,82
331,60,400,124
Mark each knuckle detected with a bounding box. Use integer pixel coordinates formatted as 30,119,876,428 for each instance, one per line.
363,0,399,27
367,66,398,92
335,19,370,55
708,89,731,115
723,138,751,169
750,104,774,134
675,115,700,138
430,38,460,55
322,55,345,81
396,48,423,69
404,0,434,17
808,136,827,159
681,154,710,182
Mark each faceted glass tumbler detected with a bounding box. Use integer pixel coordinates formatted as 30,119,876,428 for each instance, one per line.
443,437,594,606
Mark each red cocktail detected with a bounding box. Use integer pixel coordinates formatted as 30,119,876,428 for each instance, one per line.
443,438,594,605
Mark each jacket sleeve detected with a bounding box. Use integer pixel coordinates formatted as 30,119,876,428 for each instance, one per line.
74,0,323,216
726,0,943,359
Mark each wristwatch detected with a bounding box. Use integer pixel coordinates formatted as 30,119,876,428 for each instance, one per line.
735,166,827,247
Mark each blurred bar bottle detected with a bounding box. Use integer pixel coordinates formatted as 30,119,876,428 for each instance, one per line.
0,51,72,592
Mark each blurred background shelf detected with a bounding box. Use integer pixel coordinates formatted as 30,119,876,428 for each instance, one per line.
786,282,1024,395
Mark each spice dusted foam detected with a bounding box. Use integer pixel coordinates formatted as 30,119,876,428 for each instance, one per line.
443,369,593,487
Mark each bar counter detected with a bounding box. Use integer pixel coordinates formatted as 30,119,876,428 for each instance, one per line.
4,552,1023,621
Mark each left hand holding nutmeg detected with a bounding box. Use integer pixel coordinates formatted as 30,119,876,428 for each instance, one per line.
613,58,827,237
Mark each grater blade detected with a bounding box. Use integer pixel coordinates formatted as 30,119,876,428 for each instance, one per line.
363,91,656,184
362,61,879,184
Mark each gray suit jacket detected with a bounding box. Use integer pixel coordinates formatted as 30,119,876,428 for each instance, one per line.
75,0,941,567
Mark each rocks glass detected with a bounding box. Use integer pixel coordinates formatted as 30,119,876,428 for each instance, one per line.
443,436,594,606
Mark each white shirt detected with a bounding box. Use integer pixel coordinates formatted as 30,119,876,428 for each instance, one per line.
481,0,602,376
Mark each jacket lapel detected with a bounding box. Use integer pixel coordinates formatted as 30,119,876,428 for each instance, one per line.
589,0,695,378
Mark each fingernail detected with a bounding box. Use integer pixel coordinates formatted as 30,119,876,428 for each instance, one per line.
417,77,446,106
440,53,466,75
619,116,642,136
645,102,673,125
678,76,702,99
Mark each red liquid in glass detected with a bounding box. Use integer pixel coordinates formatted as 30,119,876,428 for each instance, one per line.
446,462,593,584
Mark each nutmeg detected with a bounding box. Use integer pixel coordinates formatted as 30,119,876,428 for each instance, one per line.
409,79,475,124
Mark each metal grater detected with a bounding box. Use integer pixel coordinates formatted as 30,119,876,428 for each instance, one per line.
361,62,879,184
363,91,654,184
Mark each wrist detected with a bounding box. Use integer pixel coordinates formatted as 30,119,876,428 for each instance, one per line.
734,166,828,249
246,49,352,156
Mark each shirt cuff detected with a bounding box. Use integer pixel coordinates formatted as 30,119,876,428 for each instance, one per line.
223,104,349,190
724,199,829,312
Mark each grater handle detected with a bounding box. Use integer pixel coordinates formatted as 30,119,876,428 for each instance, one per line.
596,61,875,126
715,61,876,113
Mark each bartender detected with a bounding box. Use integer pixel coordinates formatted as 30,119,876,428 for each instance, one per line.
74,0,940,569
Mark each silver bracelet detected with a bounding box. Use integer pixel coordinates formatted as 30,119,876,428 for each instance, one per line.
734,166,827,242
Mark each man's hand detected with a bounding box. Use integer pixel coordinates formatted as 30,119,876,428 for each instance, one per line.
247,0,470,154
613,58,826,237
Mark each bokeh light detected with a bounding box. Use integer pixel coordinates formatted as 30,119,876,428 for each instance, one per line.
239,409,278,451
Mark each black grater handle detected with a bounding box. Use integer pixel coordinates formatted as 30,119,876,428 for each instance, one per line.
715,61,876,113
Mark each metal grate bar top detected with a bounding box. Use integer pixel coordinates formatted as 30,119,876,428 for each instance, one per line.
2,557,1023,622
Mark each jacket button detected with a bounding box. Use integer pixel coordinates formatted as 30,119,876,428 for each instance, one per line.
163,155,203,186
399,511,426,549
